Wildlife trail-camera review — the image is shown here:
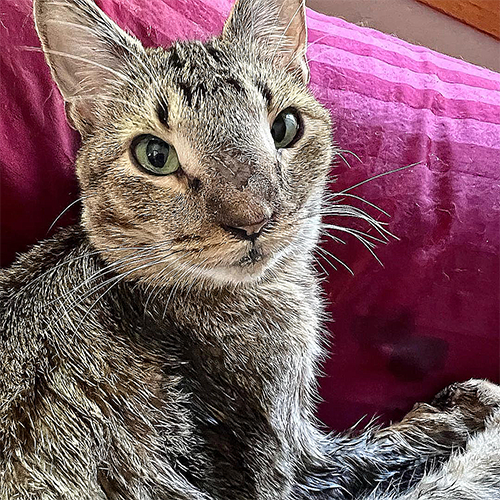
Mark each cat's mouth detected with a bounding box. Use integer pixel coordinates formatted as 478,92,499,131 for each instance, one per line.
162,215,315,286
238,246,264,267
208,213,317,284
218,232,296,283
193,238,278,285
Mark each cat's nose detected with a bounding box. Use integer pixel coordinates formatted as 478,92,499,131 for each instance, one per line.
224,218,270,241
237,219,269,237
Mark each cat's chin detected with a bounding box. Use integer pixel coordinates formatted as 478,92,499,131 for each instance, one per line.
199,253,278,286
196,241,299,287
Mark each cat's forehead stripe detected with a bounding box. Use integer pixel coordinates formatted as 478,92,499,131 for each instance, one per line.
174,77,245,109
168,46,185,71
158,104,169,128
166,42,248,109
206,44,222,64
178,81,195,108
256,80,273,107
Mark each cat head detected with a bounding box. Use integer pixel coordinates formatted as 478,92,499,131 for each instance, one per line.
34,0,333,287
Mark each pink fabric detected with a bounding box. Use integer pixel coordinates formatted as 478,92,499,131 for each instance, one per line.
305,11,500,430
1,0,499,431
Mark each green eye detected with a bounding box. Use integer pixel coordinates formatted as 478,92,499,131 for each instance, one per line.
271,108,301,149
131,135,180,176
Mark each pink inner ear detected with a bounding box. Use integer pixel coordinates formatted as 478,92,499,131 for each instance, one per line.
266,0,309,81
34,0,144,130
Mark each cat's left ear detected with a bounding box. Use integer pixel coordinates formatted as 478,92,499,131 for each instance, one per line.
222,0,309,84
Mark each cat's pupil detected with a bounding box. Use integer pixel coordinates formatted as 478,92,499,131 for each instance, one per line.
271,118,286,143
271,108,300,149
147,139,169,168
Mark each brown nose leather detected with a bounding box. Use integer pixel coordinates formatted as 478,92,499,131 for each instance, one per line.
223,217,270,241
235,219,269,237
205,177,275,240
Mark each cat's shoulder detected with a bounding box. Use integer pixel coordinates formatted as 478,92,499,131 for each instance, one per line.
0,225,91,297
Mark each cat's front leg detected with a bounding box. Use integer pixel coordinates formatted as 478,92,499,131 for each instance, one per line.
296,379,500,499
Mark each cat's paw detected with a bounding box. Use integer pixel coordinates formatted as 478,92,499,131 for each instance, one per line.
432,379,500,407
430,379,500,432
384,379,500,448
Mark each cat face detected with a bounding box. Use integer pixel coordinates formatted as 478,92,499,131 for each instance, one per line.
34,0,333,287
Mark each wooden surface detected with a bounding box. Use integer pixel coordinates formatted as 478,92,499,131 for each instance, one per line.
417,0,500,38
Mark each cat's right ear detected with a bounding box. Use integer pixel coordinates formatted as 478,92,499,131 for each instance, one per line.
33,0,145,133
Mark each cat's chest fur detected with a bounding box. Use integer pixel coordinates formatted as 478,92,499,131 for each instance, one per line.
171,283,321,491
0,226,323,499
123,257,323,498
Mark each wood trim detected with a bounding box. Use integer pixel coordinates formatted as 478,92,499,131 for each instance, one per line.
417,0,500,39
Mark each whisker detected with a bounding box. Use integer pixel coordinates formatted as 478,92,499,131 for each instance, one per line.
310,243,335,276
316,163,411,270
74,255,176,331
337,148,363,165
52,250,152,311
335,148,364,169
47,196,86,234
145,265,180,318
325,193,391,218
184,258,211,297
322,216,392,242
337,152,353,169
315,244,353,275
21,242,177,295
54,248,185,337
321,204,396,239
140,252,197,320
142,266,169,318
51,243,180,312
332,206,388,225
310,253,329,278
322,225,386,246
162,258,210,318
339,162,422,195
322,228,384,267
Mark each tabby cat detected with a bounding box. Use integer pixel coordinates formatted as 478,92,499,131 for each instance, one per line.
1,0,499,498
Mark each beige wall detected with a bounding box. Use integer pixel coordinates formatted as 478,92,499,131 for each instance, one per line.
306,0,500,73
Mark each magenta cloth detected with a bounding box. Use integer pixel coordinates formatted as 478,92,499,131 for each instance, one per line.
1,0,499,431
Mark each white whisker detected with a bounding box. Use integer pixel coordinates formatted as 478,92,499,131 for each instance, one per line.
74,255,176,331
339,162,422,195
327,193,391,218
47,196,87,234
315,244,353,275
338,149,363,164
